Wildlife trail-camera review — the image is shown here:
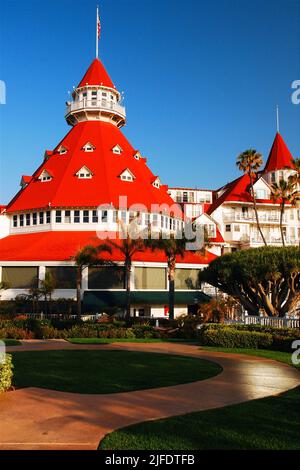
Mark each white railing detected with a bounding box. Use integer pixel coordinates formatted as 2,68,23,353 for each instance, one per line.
250,237,297,245
226,316,299,328
65,99,126,119
223,212,287,223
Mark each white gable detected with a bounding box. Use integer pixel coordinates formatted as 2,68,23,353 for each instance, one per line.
119,168,135,182
133,151,142,160
82,142,95,152
152,177,161,188
57,145,68,155
112,144,123,154
76,166,93,179
253,177,271,199
38,170,52,182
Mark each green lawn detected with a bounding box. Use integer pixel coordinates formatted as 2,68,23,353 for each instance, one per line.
67,338,199,344
11,350,221,394
99,348,300,450
1,339,22,346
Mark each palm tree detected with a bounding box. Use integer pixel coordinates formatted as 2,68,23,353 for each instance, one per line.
146,233,186,321
72,244,112,320
98,225,147,320
289,158,300,186
40,271,56,315
236,149,267,246
271,179,300,246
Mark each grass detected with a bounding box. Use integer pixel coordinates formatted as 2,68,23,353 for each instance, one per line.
0,339,22,346
67,337,199,344
99,348,300,450
11,350,222,394
199,347,297,368
100,386,300,450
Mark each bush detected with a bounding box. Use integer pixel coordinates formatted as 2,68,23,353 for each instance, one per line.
0,327,34,339
199,327,273,349
0,354,13,393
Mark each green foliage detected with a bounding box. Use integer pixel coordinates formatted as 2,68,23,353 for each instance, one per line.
200,246,300,317
0,354,13,393
199,327,273,349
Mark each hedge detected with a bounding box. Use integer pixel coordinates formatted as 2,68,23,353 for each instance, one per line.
0,353,13,393
199,327,273,349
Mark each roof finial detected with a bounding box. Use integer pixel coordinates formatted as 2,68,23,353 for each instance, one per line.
96,5,101,59
276,104,280,133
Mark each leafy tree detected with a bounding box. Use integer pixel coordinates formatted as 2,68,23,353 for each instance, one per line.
271,179,300,246
236,149,267,246
197,297,239,323
199,246,300,317
146,233,186,320
72,244,112,320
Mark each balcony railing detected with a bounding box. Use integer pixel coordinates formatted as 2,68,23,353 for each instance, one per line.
65,99,126,119
223,212,287,223
250,236,297,245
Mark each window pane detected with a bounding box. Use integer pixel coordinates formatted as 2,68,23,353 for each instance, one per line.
175,269,201,290
134,267,166,289
46,267,77,289
88,267,125,289
2,267,38,288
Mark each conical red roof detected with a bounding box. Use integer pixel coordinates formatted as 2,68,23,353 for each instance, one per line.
77,58,115,89
264,132,294,172
6,121,182,217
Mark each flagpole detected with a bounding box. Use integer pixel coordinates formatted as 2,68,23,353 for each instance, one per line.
96,5,99,59
276,105,280,133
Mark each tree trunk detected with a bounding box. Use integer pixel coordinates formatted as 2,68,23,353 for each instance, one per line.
125,261,132,321
250,176,267,246
280,202,286,247
76,267,82,321
168,258,176,321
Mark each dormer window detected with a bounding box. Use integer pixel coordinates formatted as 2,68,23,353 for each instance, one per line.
133,151,142,160
112,144,123,155
119,168,135,182
76,166,93,179
38,170,52,182
82,142,95,152
57,145,67,155
152,177,161,189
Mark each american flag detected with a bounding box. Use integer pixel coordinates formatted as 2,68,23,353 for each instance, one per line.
97,7,101,39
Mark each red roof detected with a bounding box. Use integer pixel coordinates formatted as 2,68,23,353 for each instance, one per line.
77,58,115,89
6,121,182,217
264,132,294,172
0,231,216,264
207,174,253,215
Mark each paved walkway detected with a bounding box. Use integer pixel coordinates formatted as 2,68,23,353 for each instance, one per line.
0,340,299,450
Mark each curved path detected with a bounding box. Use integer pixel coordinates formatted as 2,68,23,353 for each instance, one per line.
0,340,299,450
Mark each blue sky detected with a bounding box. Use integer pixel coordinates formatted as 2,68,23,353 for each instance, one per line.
0,0,299,203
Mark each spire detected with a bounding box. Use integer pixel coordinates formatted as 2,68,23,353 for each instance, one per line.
77,58,115,89
264,132,294,172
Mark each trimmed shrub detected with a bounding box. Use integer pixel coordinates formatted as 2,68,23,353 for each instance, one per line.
199,327,273,349
0,354,13,393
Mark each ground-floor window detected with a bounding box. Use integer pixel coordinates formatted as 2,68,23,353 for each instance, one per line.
175,268,201,290
1,266,39,288
45,266,77,289
134,267,167,289
88,266,125,289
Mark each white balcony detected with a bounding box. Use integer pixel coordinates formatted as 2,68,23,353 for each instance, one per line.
250,236,297,245
223,212,287,224
65,99,126,120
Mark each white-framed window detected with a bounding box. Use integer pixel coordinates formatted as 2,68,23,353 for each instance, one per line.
92,210,98,223
120,169,135,182
101,210,108,222
74,210,80,223
76,166,93,179
83,210,89,223
152,214,158,227
56,210,62,223
255,189,266,199
57,145,67,155
64,210,71,223
82,142,95,152
46,211,51,224
234,224,240,232
13,215,17,227
38,170,52,182
226,224,231,232
33,213,37,225
20,214,24,226
152,177,161,189
112,144,123,154
26,213,30,226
